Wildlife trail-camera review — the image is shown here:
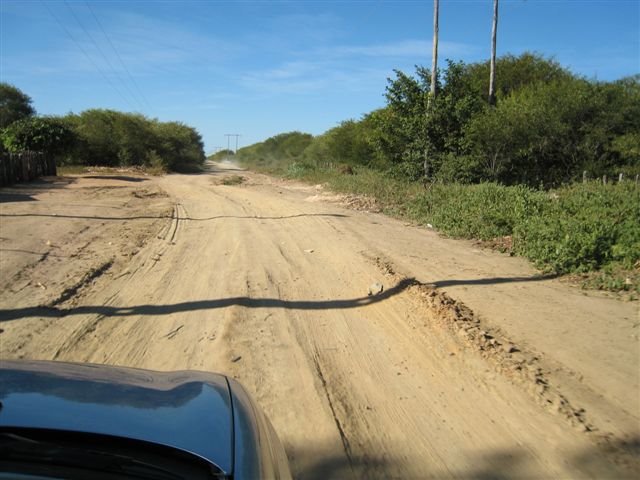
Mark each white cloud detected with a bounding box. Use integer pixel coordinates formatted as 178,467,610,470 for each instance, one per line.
323,39,477,58
238,38,477,96
3,6,243,78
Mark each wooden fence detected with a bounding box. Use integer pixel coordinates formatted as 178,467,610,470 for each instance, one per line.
0,151,56,187
582,171,640,185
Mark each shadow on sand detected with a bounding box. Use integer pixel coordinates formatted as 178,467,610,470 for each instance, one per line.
289,435,639,479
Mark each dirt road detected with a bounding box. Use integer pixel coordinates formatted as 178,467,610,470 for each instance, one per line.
1,164,638,478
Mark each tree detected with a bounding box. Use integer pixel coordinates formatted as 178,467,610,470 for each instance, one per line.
1,116,75,156
488,0,499,105
208,149,235,161
235,131,313,170
466,52,570,100
303,120,375,167
61,109,205,171
383,67,432,179
0,83,36,129
151,121,205,172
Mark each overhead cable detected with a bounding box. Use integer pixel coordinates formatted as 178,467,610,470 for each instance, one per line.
64,0,144,111
84,1,153,111
41,0,137,111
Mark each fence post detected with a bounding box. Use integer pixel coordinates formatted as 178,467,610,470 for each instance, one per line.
602,174,607,185
21,153,28,182
618,173,623,183
582,170,587,183
0,153,7,186
0,151,53,186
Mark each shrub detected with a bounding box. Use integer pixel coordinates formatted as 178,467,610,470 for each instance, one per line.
1,116,76,157
0,83,35,129
286,161,315,178
513,183,640,273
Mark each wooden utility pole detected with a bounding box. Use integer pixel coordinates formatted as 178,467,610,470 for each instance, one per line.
488,0,499,105
224,134,241,153
430,0,439,100
425,0,439,181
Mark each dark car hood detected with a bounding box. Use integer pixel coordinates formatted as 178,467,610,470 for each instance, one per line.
0,360,234,474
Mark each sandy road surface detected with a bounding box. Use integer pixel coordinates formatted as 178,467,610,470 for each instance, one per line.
1,164,638,479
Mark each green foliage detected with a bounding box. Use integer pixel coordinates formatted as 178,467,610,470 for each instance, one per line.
379,67,431,178
463,52,572,100
208,149,234,161
234,52,639,289
578,265,639,294
1,116,75,156
0,83,35,129
512,183,640,273
236,132,313,172
610,133,640,164
0,84,205,172
65,110,154,166
151,120,205,172
303,120,376,168
61,109,204,171
404,181,639,276
376,54,639,186
295,164,639,285
407,183,540,240
285,160,316,178
466,75,640,185
371,54,577,182
221,175,245,185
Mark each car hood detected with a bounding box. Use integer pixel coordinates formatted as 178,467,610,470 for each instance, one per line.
0,359,234,474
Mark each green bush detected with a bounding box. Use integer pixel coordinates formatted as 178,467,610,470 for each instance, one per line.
236,131,313,173
61,110,205,171
239,144,639,287
406,183,541,240
513,183,640,273
1,116,75,157
0,83,35,129
286,161,315,178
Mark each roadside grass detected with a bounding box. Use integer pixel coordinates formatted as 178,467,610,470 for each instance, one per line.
246,161,640,295
221,174,246,186
57,165,91,175
570,265,639,300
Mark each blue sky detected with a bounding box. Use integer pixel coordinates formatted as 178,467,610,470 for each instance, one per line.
1,0,639,153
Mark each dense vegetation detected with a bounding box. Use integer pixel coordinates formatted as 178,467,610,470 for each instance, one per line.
236,132,314,170
238,54,639,186
271,165,639,293
0,83,205,172
235,53,639,293
207,149,235,161
0,83,36,129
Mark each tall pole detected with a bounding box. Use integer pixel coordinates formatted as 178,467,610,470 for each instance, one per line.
425,0,439,181
225,134,241,153
488,0,499,106
430,0,439,100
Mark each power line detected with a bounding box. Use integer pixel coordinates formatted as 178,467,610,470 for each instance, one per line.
64,0,144,112
224,134,241,153
84,1,153,112
41,1,137,111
